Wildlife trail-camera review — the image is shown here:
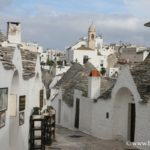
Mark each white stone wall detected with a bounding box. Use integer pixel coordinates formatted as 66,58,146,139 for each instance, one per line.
20,42,43,53
96,36,103,50
100,46,115,56
66,49,74,64
73,49,107,69
50,91,61,124
109,68,119,77
91,98,113,139
72,89,113,139
51,89,74,129
60,99,74,129
78,96,92,134
73,49,96,65
0,62,13,150
143,50,149,60
88,76,101,99
71,40,87,50
40,52,48,63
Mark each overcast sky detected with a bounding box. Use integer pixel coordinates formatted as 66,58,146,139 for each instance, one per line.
0,0,150,50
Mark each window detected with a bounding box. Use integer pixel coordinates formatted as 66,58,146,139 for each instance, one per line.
19,96,26,111
83,55,89,64
19,112,24,126
91,34,95,40
100,60,104,67
106,112,109,119
0,88,8,111
39,89,44,109
0,111,6,128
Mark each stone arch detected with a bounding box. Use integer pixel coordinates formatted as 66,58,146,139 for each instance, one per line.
10,70,19,94
9,70,20,150
112,87,136,142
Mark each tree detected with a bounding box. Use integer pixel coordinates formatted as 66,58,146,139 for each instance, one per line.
101,67,106,75
46,59,54,66
57,60,63,66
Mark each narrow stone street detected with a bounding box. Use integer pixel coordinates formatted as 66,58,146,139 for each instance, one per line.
46,126,138,150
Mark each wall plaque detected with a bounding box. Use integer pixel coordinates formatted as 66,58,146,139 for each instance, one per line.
19,96,26,111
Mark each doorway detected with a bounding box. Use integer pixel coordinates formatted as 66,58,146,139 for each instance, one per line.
113,87,136,141
58,99,61,124
74,98,80,128
128,103,135,142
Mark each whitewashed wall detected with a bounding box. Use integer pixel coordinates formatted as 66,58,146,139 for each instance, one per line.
51,89,74,129
72,50,107,69
78,96,92,134
91,98,113,139
51,92,60,124
0,61,13,150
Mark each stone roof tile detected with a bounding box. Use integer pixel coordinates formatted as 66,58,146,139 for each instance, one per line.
0,31,6,42
20,48,38,80
0,46,15,70
130,58,150,103
56,62,116,107
76,45,93,51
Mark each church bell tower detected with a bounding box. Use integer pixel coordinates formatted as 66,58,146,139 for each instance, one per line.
88,24,96,50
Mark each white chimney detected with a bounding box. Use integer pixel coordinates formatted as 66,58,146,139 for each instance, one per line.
7,22,21,44
88,69,101,99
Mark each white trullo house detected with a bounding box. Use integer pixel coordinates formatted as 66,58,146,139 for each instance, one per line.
0,23,45,150
51,53,150,150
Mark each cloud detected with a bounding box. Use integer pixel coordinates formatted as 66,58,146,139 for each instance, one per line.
0,0,12,9
0,1,150,49
21,13,150,48
124,0,150,17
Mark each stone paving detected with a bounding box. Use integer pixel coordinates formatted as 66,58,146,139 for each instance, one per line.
46,126,139,150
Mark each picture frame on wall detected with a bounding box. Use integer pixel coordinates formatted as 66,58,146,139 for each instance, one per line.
19,112,24,126
0,88,8,111
0,111,6,128
19,95,26,111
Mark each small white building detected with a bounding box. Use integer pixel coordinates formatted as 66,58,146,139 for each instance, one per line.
40,49,65,64
40,51,49,64
47,49,65,61
20,42,43,53
51,55,150,150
